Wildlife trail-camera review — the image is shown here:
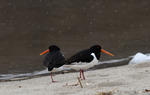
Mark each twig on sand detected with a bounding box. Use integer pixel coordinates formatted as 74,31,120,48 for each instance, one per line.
77,77,83,88
146,89,150,92
145,89,150,95
96,88,116,95
63,81,79,87
62,77,83,88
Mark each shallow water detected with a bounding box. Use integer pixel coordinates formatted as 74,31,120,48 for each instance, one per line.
0,0,150,79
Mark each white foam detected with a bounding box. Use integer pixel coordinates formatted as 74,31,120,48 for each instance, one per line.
129,52,150,64
96,57,129,65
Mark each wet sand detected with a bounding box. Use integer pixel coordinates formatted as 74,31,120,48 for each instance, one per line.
0,62,150,95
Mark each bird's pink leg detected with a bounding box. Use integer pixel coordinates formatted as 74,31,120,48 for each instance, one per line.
50,72,57,83
80,69,82,79
81,69,86,80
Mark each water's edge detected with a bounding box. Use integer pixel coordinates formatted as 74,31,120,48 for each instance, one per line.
0,56,131,81
1,53,150,81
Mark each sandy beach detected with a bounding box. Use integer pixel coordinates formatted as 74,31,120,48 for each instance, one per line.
0,62,150,95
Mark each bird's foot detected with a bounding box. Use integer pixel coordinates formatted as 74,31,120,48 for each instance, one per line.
80,77,86,80
51,80,58,83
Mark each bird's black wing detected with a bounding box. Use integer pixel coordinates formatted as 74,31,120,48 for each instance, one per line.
65,49,93,64
51,52,65,68
43,52,65,71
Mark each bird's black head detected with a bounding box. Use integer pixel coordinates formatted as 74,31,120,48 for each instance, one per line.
89,45,102,53
89,45,102,60
90,44,114,57
40,45,61,55
48,45,60,52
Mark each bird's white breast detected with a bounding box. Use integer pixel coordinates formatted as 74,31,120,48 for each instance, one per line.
64,53,99,70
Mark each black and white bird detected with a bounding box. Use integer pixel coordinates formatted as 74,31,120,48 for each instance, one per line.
40,45,65,82
63,45,114,80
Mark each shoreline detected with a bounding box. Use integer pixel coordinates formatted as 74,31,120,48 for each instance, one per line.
0,59,129,82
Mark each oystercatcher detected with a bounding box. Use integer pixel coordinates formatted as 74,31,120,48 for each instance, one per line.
40,45,65,82
63,45,114,80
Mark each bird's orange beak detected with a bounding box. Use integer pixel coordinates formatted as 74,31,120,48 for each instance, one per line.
40,49,50,56
101,49,114,56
